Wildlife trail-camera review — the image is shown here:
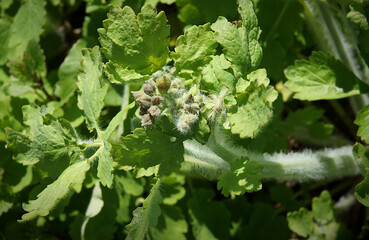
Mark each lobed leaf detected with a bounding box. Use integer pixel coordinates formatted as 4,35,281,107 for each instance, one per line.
211,0,262,75
126,179,163,240
98,4,170,82
20,161,90,222
217,157,262,197
6,105,79,167
118,128,184,176
287,208,314,238
284,51,368,101
172,23,217,76
148,205,188,240
77,46,107,131
355,104,369,143
353,143,369,207
9,41,46,82
8,0,46,60
228,69,278,138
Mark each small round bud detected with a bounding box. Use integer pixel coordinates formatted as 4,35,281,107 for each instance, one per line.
156,75,171,93
137,94,152,109
148,105,161,117
143,81,155,96
141,114,153,126
151,96,162,105
132,91,143,100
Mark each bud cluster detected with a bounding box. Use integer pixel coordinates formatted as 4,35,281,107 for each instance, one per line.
132,80,164,127
132,66,203,133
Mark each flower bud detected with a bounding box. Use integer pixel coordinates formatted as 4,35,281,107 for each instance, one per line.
151,96,162,105
143,81,155,96
136,94,152,109
156,75,171,93
131,91,143,100
148,105,161,117
141,114,153,126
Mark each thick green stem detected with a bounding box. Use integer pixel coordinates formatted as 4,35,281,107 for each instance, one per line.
181,140,360,182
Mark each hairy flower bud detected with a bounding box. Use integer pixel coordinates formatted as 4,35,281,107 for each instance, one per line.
148,105,161,117
151,96,162,105
141,114,153,126
156,75,171,93
136,94,152,109
143,81,155,96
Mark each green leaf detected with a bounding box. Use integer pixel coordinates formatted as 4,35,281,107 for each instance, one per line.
8,0,46,60
97,142,114,187
9,41,46,82
284,51,368,101
172,23,217,76
115,172,145,197
228,69,278,138
201,54,235,91
20,161,90,222
56,39,87,103
98,4,170,81
312,190,334,224
217,157,262,197
287,208,314,238
118,128,184,176
148,205,188,240
347,2,369,31
287,190,350,238
355,104,369,143
6,105,79,167
0,19,13,65
355,178,369,207
161,174,186,205
211,0,262,75
77,46,107,131
126,178,163,240
353,143,369,207
353,143,369,177
0,200,13,217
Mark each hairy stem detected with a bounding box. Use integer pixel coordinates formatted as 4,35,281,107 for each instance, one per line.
181,140,360,182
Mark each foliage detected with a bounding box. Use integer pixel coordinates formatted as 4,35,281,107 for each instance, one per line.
1,0,369,239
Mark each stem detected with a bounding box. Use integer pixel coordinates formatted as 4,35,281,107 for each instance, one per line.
181,140,360,182
116,84,130,141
